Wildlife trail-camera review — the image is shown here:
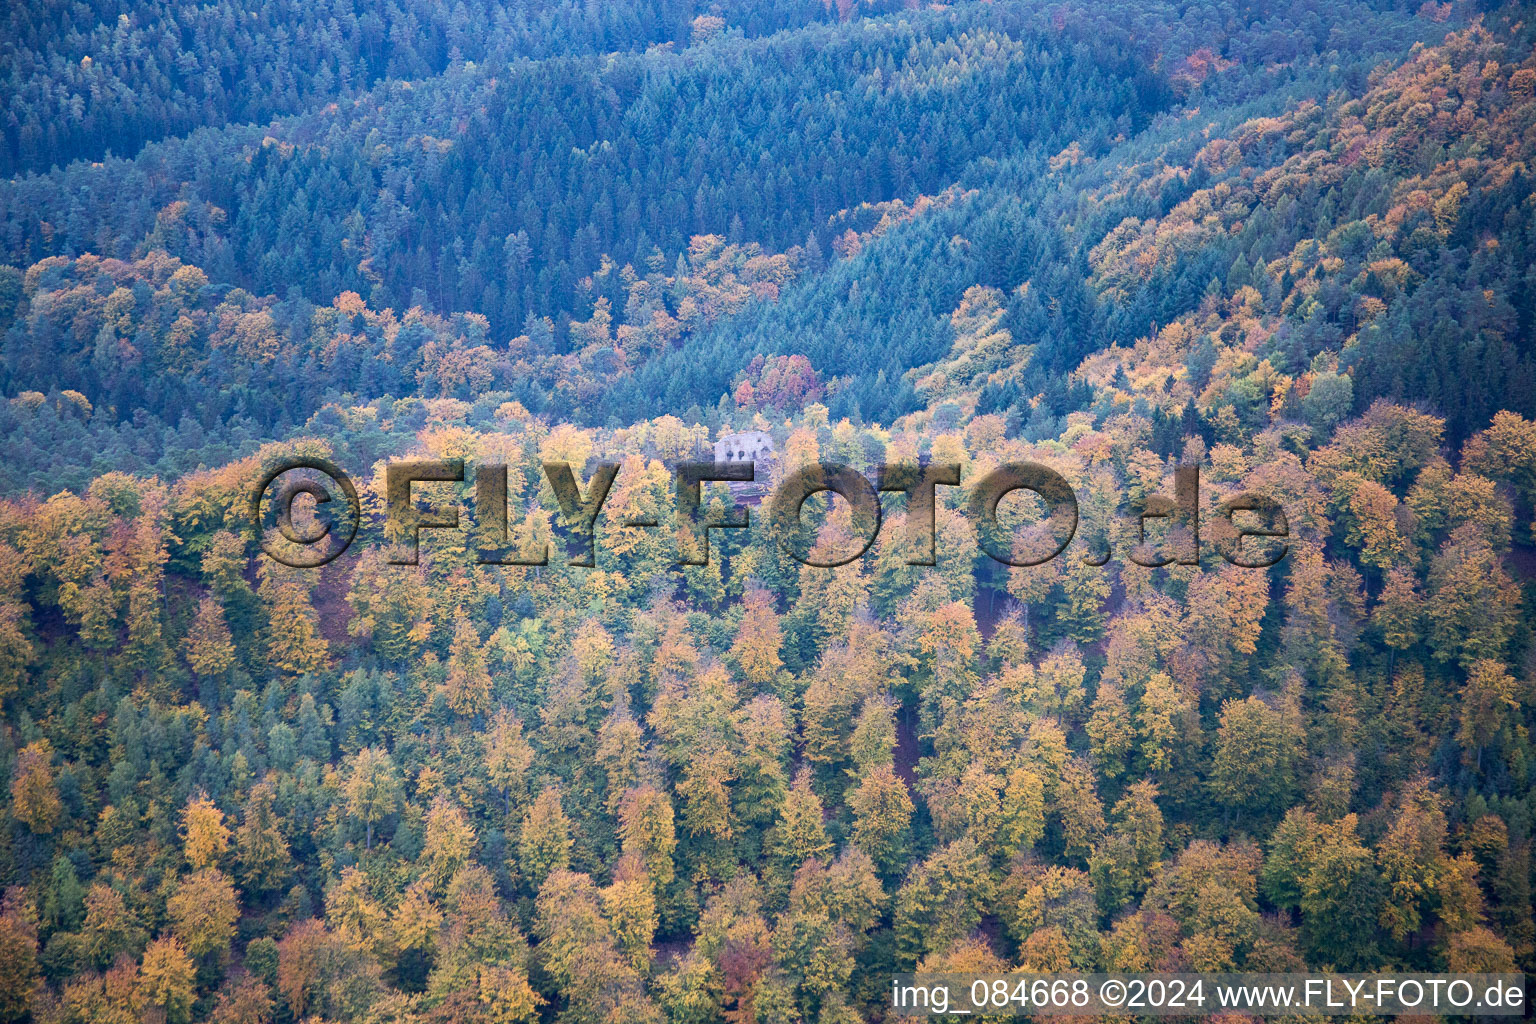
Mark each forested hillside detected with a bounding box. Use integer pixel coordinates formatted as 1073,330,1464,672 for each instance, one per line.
1,6,1162,334
0,0,880,176
1,1,1535,1023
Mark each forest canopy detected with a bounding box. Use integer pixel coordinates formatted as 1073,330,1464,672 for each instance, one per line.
1,0,1535,1023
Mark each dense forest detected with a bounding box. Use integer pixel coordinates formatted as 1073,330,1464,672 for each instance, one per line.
0,0,889,176
2,0,1535,1022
